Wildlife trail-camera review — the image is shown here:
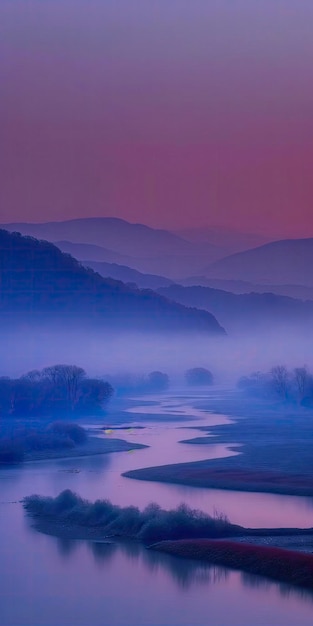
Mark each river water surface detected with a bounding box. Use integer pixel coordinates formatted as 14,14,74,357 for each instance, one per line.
1,391,313,625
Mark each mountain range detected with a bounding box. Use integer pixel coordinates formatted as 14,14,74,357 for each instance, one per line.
205,238,313,287
175,227,272,254
5,218,313,304
178,276,313,301
55,240,138,266
0,218,224,278
82,260,173,290
158,284,313,333
0,229,225,334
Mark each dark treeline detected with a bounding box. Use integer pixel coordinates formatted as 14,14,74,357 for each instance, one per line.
23,491,313,546
0,364,113,417
238,365,313,405
23,490,238,544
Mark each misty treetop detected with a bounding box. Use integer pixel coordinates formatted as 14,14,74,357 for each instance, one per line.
238,365,313,404
23,490,238,544
0,364,113,417
103,370,170,395
185,368,214,386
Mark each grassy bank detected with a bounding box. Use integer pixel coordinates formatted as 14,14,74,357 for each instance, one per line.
151,539,313,592
0,419,147,466
122,390,313,497
123,462,313,497
25,436,147,462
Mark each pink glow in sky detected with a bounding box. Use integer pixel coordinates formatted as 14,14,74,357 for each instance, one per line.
1,1,313,236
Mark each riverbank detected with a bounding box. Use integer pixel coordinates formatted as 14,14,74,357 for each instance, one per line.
25,437,147,463
24,436,147,462
123,462,313,497
122,390,313,497
151,539,313,592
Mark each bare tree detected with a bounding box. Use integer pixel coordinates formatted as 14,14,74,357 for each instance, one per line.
42,365,86,411
270,365,290,399
21,370,43,382
294,366,312,401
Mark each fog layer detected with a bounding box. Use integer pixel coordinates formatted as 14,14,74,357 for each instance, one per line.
2,328,313,384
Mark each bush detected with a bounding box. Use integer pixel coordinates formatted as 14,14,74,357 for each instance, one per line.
147,371,169,391
23,491,238,543
48,422,87,444
185,368,213,386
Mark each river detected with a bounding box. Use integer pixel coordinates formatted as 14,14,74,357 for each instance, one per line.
1,391,313,625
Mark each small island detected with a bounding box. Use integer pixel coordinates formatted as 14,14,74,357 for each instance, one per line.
23,490,313,593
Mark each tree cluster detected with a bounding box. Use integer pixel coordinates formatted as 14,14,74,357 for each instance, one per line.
185,368,214,386
23,490,237,544
104,371,169,396
0,364,113,417
238,365,313,404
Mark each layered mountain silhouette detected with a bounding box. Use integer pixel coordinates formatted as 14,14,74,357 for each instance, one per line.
82,260,173,290
179,276,313,301
158,284,313,332
174,227,272,255
55,240,137,266
205,238,313,287
0,230,225,334
1,218,223,278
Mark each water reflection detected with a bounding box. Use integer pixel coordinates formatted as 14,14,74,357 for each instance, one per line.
89,539,229,591
90,541,117,568
241,571,313,605
56,537,79,559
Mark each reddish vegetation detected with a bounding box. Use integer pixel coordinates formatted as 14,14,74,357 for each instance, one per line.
181,468,313,492
152,539,313,591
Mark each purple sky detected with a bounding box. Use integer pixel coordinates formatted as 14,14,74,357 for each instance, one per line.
1,1,313,235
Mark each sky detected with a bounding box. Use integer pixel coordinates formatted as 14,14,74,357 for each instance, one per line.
1,1,313,236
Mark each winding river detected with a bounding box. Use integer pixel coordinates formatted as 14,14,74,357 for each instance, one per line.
1,392,313,625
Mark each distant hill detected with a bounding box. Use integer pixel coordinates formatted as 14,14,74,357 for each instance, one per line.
0,230,225,334
1,217,194,257
82,260,173,290
55,240,137,265
1,218,223,278
158,284,313,333
204,238,313,287
175,227,272,255
179,276,313,301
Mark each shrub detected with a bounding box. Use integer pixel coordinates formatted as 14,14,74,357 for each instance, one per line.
185,368,213,386
48,422,87,444
147,371,169,391
23,491,238,543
